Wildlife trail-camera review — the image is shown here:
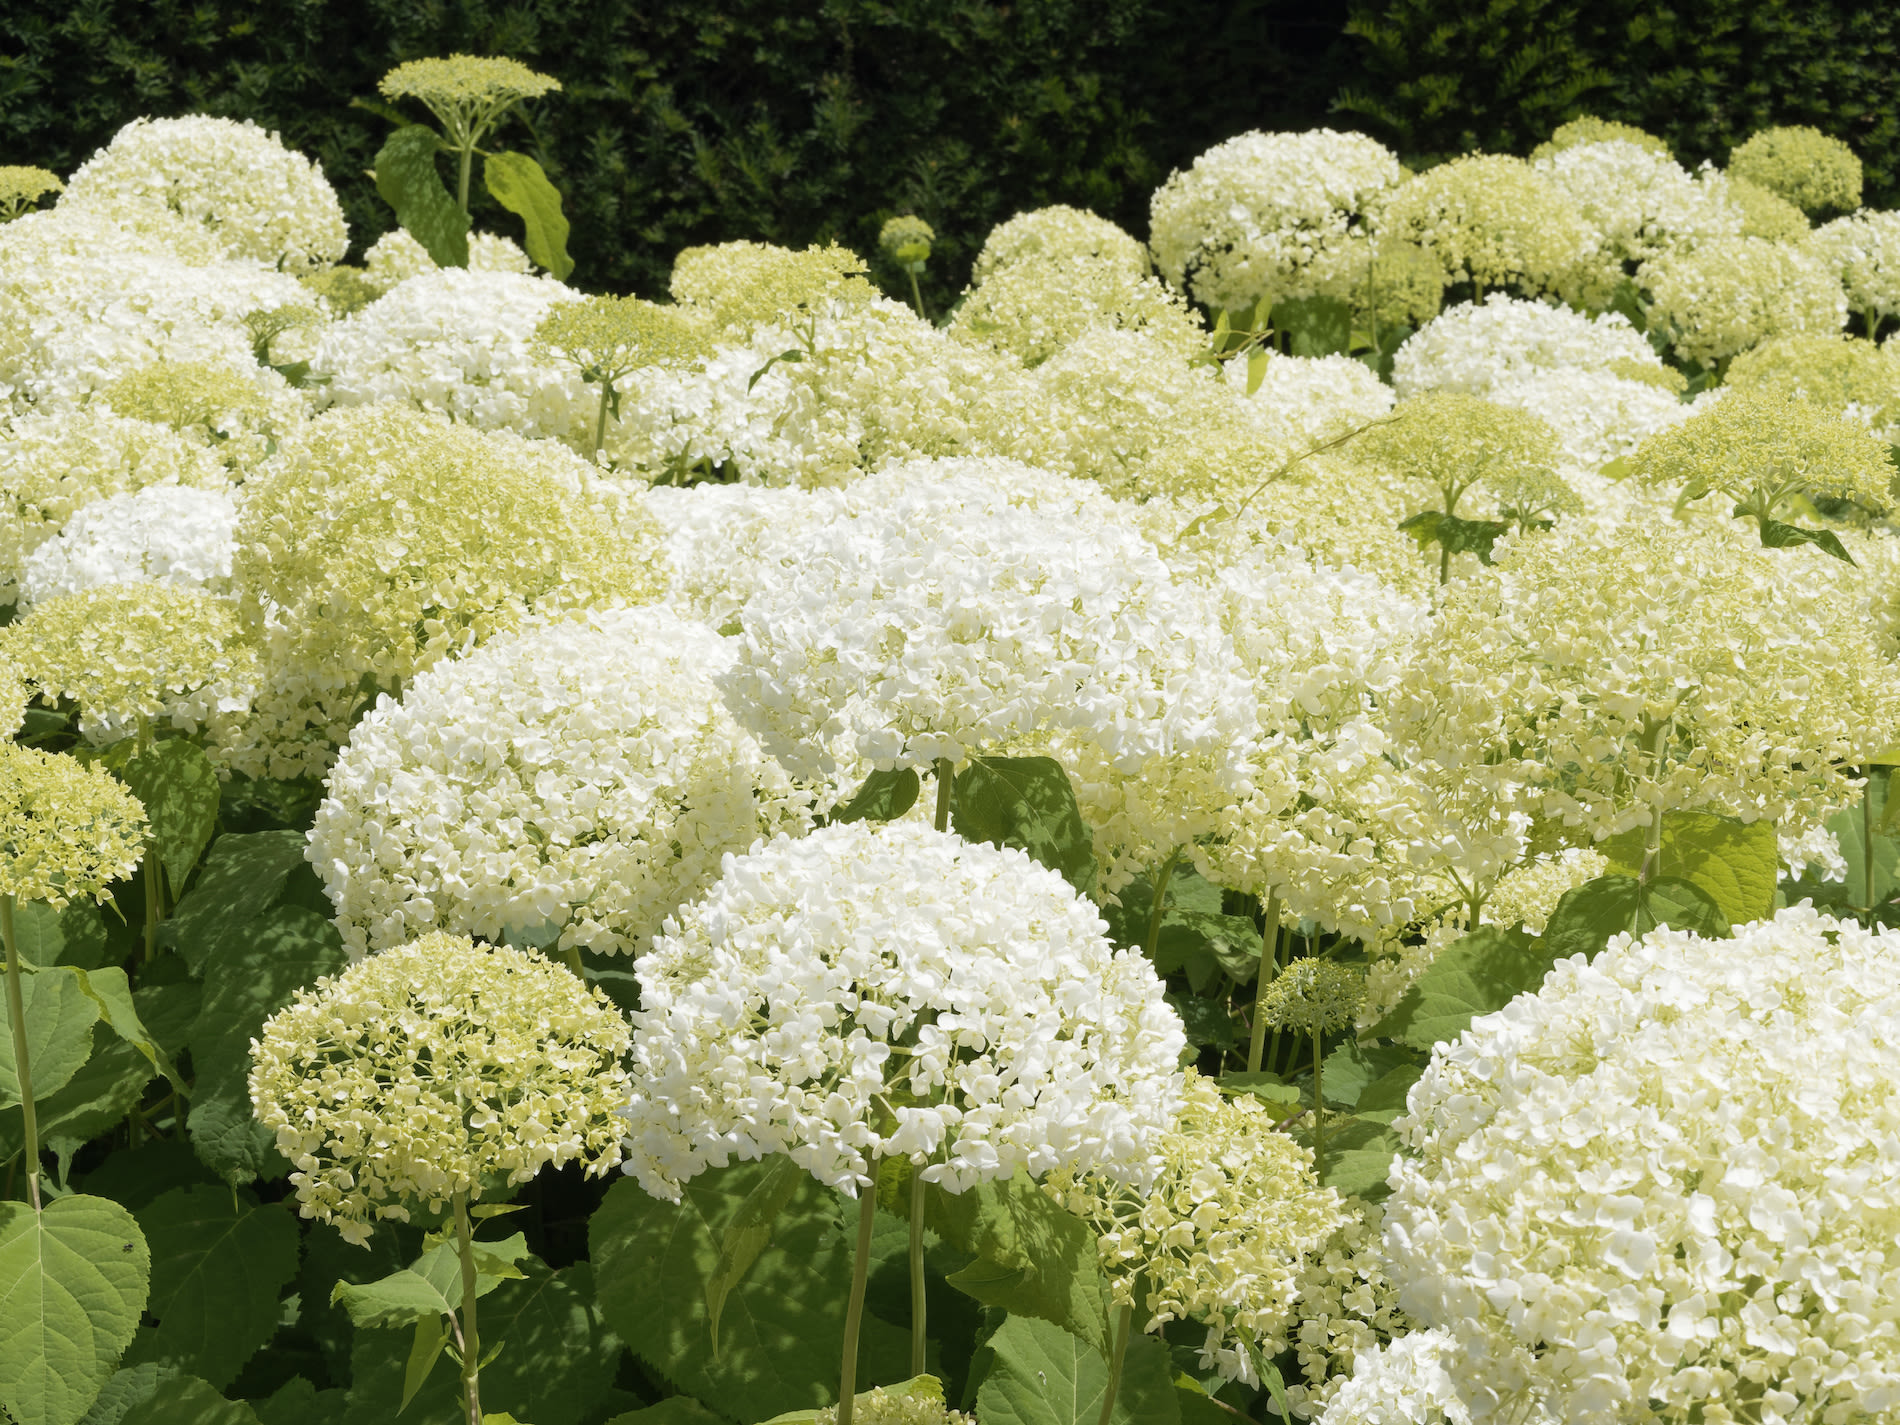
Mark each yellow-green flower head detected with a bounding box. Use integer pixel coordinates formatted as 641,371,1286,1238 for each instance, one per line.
1724,174,1810,241
1638,235,1846,365
971,204,1149,285
1529,115,1671,162
0,583,260,747
1318,238,1447,328
815,1382,973,1425
298,264,381,318
0,665,22,740
0,742,147,908
533,294,710,384
951,255,1205,367
1375,154,1594,298
1354,390,1571,517
378,55,561,147
99,358,287,461
1627,386,1894,511
226,405,664,780
669,240,874,334
1730,125,1863,215
1723,334,1900,441
1255,958,1366,1036
248,932,631,1244
1810,209,1900,325
878,214,935,267
0,166,61,220
1043,1070,1348,1387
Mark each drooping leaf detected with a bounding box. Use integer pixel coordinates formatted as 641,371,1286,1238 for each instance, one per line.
1218,1072,1304,1119
0,1026,155,1162
65,966,186,1098
1756,517,1854,564
125,1186,299,1389
1397,510,1511,565
1369,926,1552,1050
373,125,469,269
1601,812,1777,926
974,1315,1177,1425
0,1193,151,1425
1318,1041,1426,1113
167,832,313,977
830,768,922,826
116,1375,260,1425
951,756,1095,895
1269,295,1353,358
331,1234,527,1331
483,151,574,280
298,1221,416,1384
116,742,220,898
0,966,100,1106
1632,876,1729,938
589,1163,909,1423
9,900,109,971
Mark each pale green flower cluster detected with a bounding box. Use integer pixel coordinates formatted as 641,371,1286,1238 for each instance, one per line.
0,166,61,221
1810,209,1900,325
878,215,934,267
0,742,147,908
1724,174,1810,241
1044,1071,1349,1386
1255,959,1367,1036
1352,390,1573,521
360,228,534,291
0,583,259,747
1640,235,1846,364
248,932,630,1245
225,406,664,779
1529,116,1671,161
1316,239,1447,328
535,294,709,378
1723,334,1900,441
1374,155,1594,298
950,254,1205,366
99,358,299,470
1729,124,1863,215
669,240,874,334
815,1384,972,1425
379,54,561,153
971,205,1148,284
1285,1205,1416,1420
0,664,23,740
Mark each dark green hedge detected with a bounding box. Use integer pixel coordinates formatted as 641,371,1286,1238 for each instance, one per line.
1337,0,1900,209
0,0,1351,302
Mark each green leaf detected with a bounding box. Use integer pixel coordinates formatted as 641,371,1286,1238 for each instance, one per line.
1786,776,1900,917
125,1186,299,1389
951,756,1095,895
974,1315,1178,1425
297,1222,416,1384
1310,1115,1404,1200
116,742,220,898
1756,517,1854,564
0,1193,151,1425
1397,510,1510,564
483,151,574,281
1239,1341,1291,1421
117,1376,260,1425
1633,877,1730,937
401,1316,447,1414
1217,1072,1304,1118
1318,1041,1425,1112
185,904,347,1184
77,1142,219,1216
707,1154,801,1357
0,1025,155,1162
830,768,922,826
167,832,311,976
9,900,109,971
1601,813,1778,926
254,1377,350,1425
602,1400,726,1425
589,1163,909,1423
65,966,187,1099
76,1364,178,1425
925,1173,1111,1356
1541,871,1728,963
1369,926,1552,1050
330,1264,456,1331
761,1375,946,1425
373,125,469,269
1244,347,1270,396
0,966,100,1106
1269,295,1353,358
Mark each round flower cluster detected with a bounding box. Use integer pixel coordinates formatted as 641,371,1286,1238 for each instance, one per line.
1150,129,1404,312
310,606,810,961
1311,1328,1469,1425
645,482,849,627
1044,1071,1349,1386
1810,209,1900,324
1317,239,1448,329
970,205,1149,284
620,820,1186,1200
0,742,148,908
669,240,873,335
0,408,230,605
1723,334,1900,441
949,255,1204,366
16,483,237,607
1530,116,1671,162
1383,906,1900,1424
361,229,534,291
380,54,561,137
1228,352,1397,452
1392,295,1663,399
1640,235,1847,364
1351,390,1572,521
249,932,630,1246
1256,959,1367,1036
311,267,591,441
0,583,259,747
1373,155,1594,299
0,166,61,220
226,406,663,779
1728,125,1863,215
816,1383,972,1425
1724,175,1810,241
1532,141,1742,269
100,357,303,472
1481,367,1695,480
1287,1206,1416,1420
59,115,349,272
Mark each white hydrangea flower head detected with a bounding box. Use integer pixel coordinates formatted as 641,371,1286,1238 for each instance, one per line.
18,482,237,607
361,228,535,291
1313,1329,1475,1425
971,205,1149,285
60,115,348,272
1391,295,1664,399
1228,352,1396,450
644,481,850,628
0,408,230,606
621,820,1186,1200
1532,141,1743,269
1725,175,1810,242
720,458,1257,887
1810,209,1900,325
1640,235,1846,364
249,933,631,1244
1480,367,1696,476
311,606,811,961
0,743,148,909
225,405,665,780
1530,116,1672,162
1044,1071,1349,1386
1780,819,1848,882
1385,905,1900,1424
1149,129,1404,313
949,256,1205,367
0,664,23,742
1373,156,1595,299
310,267,591,442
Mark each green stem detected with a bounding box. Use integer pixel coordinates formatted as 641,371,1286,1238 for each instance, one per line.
1636,717,1673,902
836,1169,880,1425
1142,849,1182,963
906,269,928,323
934,757,954,834
1863,765,1879,917
1247,894,1281,1074
562,945,585,979
1096,1301,1133,1425
591,380,613,462
909,1167,927,1377
453,1192,483,1425
2,893,40,1211
1311,1030,1325,1176
142,851,161,964
456,143,474,215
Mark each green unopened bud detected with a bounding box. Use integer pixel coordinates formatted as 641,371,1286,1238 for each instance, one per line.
879,215,935,271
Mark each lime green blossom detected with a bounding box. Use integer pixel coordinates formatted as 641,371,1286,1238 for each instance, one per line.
951,255,1205,366
1724,334,1900,439
1354,390,1572,520
972,205,1148,284
300,265,382,316
1725,174,1810,241
0,743,147,908
0,583,259,747
1639,235,1846,364
1530,116,1670,161
99,359,295,469
670,240,873,335
248,932,630,1245
1730,125,1863,215
0,665,23,740
0,167,61,222
1255,958,1366,1036
1810,209,1900,325
1044,1070,1348,1387
1318,239,1447,328
878,215,934,267
379,54,560,153
815,1383,973,1425
535,295,711,456
1375,154,1594,298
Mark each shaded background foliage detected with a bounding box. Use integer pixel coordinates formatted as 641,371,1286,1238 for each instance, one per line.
1,0,1896,302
